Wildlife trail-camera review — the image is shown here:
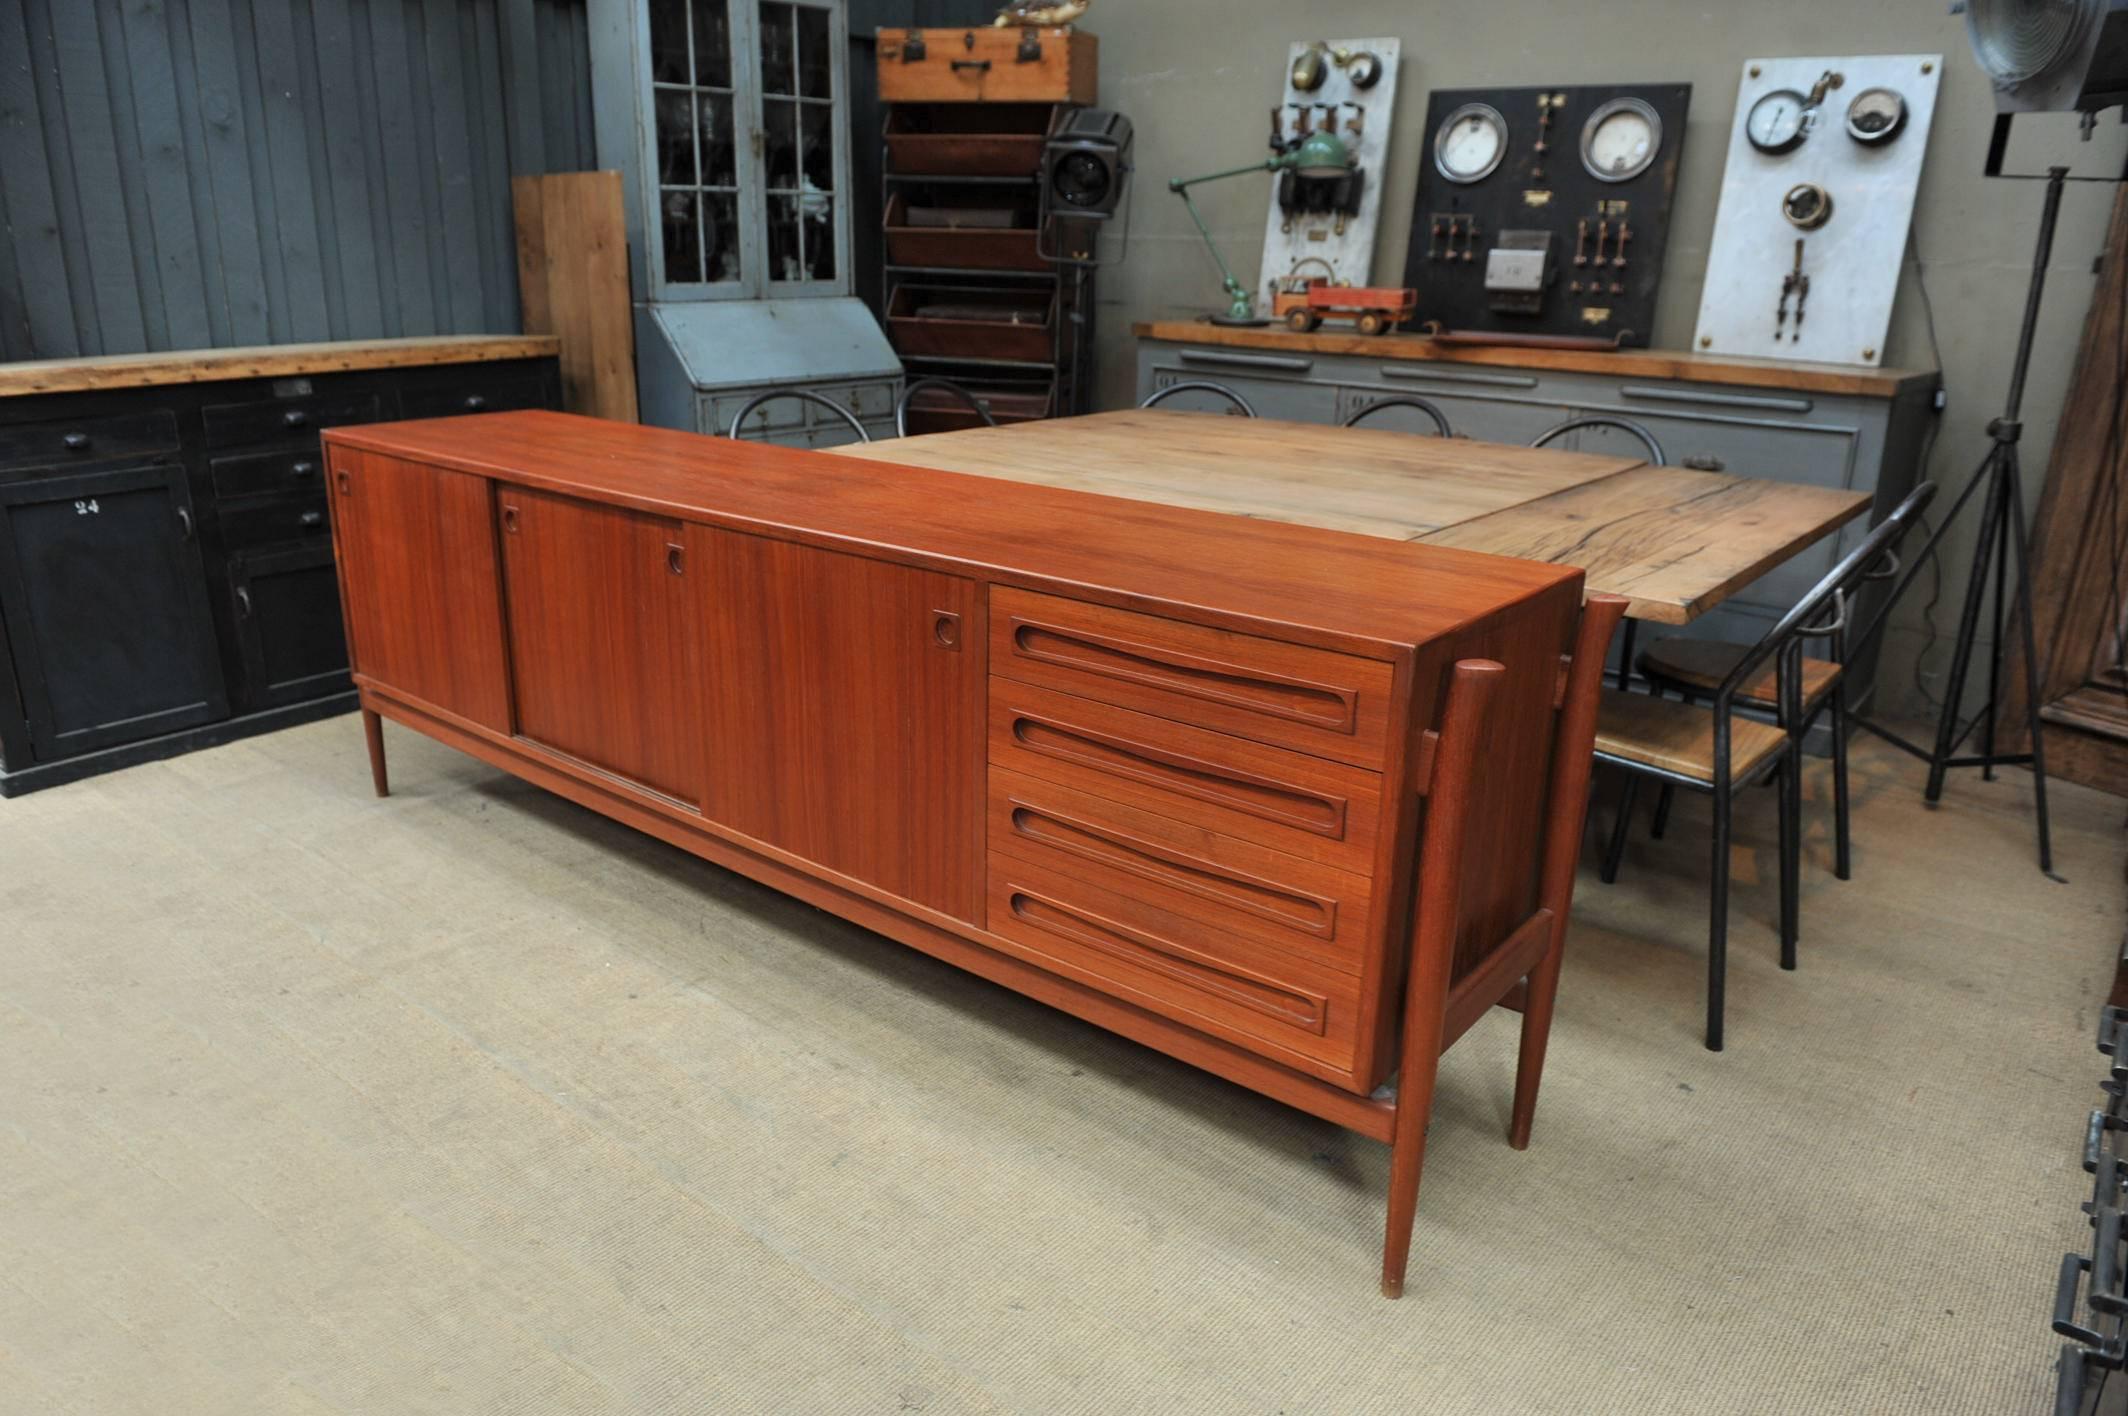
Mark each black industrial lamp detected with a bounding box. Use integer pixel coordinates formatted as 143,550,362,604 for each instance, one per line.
1039,109,1134,265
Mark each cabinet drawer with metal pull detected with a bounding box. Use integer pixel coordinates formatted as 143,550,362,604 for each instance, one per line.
0,410,180,473
217,495,333,551
202,392,384,449
397,378,550,420
210,448,327,500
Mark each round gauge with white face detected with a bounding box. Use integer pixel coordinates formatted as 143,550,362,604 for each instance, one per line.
1746,88,1810,155
1434,103,1508,184
1581,97,1662,183
1846,87,1908,145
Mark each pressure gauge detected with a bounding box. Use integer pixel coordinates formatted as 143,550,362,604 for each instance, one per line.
1745,89,1810,155
1434,103,1508,184
1846,87,1908,145
1581,97,1662,183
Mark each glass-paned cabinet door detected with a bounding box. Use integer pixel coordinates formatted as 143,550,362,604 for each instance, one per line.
647,0,745,292
755,0,847,292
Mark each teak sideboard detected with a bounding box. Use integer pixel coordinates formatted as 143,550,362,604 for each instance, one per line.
322,409,1620,1295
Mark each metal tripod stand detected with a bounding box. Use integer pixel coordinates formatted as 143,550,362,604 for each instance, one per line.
1852,166,2067,876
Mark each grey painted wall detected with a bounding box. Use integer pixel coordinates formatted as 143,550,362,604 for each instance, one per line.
1085,2,2128,722
0,0,595,361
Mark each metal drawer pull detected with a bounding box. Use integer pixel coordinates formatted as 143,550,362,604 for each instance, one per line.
290,459,318,478
282,408,310,428
1380,366,1538,389
1176,350,1313,372
299,510,325,529
1619,384,1814,414
176,506,193,538
950,58,992,73
463,393,487,411
62,431,89,451
235,586,254,619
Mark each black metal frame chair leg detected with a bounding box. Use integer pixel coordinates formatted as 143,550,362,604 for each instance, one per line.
1650,783,1675,839
1707,772,1730,1053
1601,773,1640,884
1829,679,1853,881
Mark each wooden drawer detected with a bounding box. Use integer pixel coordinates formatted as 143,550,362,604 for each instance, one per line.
218,494,332,551
990,588,1396,769
883,102,1054,175
202,392,383,449
884,191,1043,272
989,765,1373,976
887,283,1055,363
210,447,326,500
0,410,180,472
988,679,1382,875
876,28,1096,105
986,852,1362,1084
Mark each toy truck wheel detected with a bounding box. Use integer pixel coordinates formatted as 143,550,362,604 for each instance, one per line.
1286,308,1321,333
1356,311,1389,336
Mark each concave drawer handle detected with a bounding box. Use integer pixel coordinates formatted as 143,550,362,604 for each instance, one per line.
1619,384,1813,414
1010,617,1357,732
1176,349,1312,372
1010,714,1347,838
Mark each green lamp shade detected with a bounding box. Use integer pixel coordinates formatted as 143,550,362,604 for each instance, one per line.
1288,128,1354,178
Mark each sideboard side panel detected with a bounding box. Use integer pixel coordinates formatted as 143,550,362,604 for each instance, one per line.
330,448,510,733
697,527,986,924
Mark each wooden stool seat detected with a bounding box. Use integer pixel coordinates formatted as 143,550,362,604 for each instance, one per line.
1594,690,1789,783
1637,638,1843,709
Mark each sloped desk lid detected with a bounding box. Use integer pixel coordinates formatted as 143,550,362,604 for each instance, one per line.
649,298,900,392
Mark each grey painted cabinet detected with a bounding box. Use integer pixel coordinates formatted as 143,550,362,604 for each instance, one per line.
1135,327,1939,701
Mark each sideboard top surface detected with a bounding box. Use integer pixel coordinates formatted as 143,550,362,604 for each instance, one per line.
1132,320,1939,400
0,336,562,398
326,409,1582,659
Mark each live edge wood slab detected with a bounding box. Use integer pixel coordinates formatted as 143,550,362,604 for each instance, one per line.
322,408,1615,1294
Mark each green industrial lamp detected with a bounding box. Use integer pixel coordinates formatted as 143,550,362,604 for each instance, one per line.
1168,128,1356,325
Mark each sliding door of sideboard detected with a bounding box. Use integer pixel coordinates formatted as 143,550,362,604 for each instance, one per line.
328,450,509,732
495,485,705,805
694,527,984,922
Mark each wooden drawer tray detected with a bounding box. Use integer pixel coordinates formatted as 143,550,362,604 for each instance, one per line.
990,587,1397,769
884,103,1054,176
888,284,1055,363
986,851,1362,1084
885,191,1043,272
988,678,1383,875
877,28,1096,105
989,765,1373,976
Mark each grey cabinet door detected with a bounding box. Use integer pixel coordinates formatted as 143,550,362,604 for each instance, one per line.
0,460,228,760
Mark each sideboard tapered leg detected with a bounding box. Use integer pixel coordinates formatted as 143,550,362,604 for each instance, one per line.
362,707,389,798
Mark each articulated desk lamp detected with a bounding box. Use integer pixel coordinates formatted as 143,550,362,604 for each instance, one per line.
1167,128,1356,325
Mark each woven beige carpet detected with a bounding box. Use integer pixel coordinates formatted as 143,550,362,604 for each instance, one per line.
0,715,2119,1413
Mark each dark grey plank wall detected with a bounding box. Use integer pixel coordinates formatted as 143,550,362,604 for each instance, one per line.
0,0,595,361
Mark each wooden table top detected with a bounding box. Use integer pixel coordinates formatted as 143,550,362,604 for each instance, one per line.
0,335,561,398
830,410,1873,625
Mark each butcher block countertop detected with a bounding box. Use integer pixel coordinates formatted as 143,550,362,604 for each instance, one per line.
0,335,561,398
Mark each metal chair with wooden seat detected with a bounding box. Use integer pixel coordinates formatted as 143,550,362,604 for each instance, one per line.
726,388,870,443
1633,480,1938,885
1343,396,1454,437
895,377,996,438
1139,380,1257,416
1591,480,1936,1051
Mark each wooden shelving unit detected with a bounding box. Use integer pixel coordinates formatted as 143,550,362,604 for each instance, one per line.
874,30,1097,432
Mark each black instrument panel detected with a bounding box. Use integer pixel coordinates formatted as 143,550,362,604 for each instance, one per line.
1398,83,1691,346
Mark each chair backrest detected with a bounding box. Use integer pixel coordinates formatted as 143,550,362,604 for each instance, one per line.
1719,479,1938,715
1412,593,1630,1027
1530,415,1667,466
727,388,870,443
1343,396,1453,438
1140,380,1257,417
895,377,997,438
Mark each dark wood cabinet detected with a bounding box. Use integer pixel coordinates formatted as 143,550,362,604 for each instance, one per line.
0,338,560,794
699,529,984,920
498,487,703,803
0,458,225,759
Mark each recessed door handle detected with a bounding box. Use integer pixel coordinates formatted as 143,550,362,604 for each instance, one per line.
666,542,684,576
334,468,352,494
501,504,519,534
933,610,962,650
